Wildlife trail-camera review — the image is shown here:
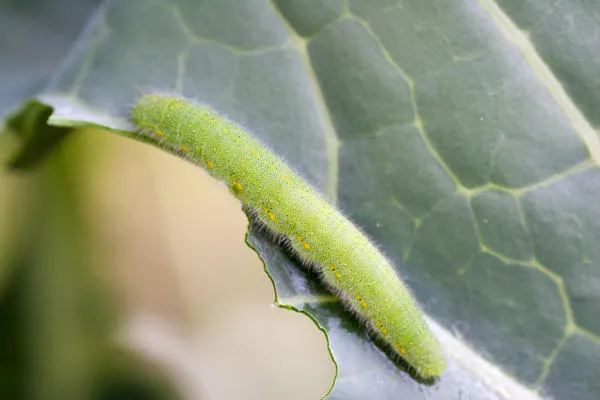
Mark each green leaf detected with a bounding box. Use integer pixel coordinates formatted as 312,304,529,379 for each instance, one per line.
0,0,101,116
3,0,600,398
3,100,73,168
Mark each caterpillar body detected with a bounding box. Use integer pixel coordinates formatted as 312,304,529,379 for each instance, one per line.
131,94,446,378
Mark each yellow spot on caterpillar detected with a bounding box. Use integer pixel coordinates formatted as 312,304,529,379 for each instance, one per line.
181,145,189,152
263,207,276,221
395,344,407,355
297,236,310,250
281,175,292,183
232,177,243,192
206,160,214,168
376,322,388,334
355,295,367,308
244,145,258,156
157,130,164,137
330,265,342,279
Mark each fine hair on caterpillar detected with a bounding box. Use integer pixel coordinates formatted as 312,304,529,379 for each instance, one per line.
131,93,447,378
245,205,437,384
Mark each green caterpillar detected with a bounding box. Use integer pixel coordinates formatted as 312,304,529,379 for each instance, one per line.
130,94,446,378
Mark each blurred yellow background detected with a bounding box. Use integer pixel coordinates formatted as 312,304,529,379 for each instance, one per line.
0,129,334,400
